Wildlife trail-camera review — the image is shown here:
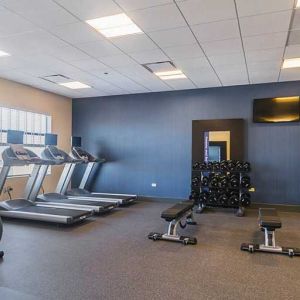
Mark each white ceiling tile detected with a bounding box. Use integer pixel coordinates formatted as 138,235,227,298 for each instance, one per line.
243,32,288,51
128,3,186,32
0,0,60,13
291,10,300,31
0,56,27,71
18,8,78,29
177,0,236,25
279,68,300,81
246,48,284,63
48,22,104,44
70,58,109,71
148,27,196,48
47,45,91,62
185,68,221,88
115,0,172,11
249,70,279,84
247,60,282,73
284,45,300,58
55,0,122,20
0,30,68,56
0,10,36,38
192,19,239,43
129,49,168,64
75,40,122,58
216,64,249,86
240,10,292,37
111,34,157,53
208,52,245,67
174,56,212,71
288,30,300,45
165,78,196,90
98,54,137,67
163,44,204,60
202,38,243,56
236,0,294,17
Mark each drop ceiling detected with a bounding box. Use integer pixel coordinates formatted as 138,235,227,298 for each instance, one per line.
0,0,298,98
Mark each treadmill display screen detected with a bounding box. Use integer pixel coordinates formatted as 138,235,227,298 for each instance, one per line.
45,134,57,146
72,136,81,147
7,130,24,144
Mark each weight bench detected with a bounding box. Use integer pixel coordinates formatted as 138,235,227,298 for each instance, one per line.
148,200,197,245
241,208,300,257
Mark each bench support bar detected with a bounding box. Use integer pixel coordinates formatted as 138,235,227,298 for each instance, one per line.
148,210,197,245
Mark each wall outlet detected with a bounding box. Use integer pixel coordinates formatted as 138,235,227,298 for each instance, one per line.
151,183,157,187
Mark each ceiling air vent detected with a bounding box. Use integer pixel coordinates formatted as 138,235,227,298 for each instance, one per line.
40,74,71,84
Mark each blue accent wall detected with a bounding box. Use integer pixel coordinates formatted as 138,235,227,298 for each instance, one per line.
72,81,300,205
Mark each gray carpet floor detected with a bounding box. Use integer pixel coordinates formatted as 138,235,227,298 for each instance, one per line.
0,199,300,300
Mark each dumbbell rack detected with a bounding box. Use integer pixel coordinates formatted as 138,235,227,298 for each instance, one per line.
192,168,251,217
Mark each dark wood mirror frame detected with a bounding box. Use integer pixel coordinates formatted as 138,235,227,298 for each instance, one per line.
192,119,245,164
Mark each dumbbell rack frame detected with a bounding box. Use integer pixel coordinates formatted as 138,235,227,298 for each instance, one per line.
192,168,251,217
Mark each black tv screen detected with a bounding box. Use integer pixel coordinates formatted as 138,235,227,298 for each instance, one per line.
253,97,300,123
71,136,81,147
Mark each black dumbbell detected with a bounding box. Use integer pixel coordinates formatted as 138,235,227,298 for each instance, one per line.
212,161,220,170
240,192,251,207
235,161,243,171
229,192,239,206
243,162,251,172
207,162,213,170
229,174,239,188
192,162,200,170
218,193,228,206
210,175,219,188
227,160,236,171
199,191,208,203
241,175,251,188
199,162,207,170
218,175,228,188
208,191,218,204
201,176,209,186
192,176,200,186
220,160,228,171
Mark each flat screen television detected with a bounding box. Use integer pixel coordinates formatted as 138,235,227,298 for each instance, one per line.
253,97,300,123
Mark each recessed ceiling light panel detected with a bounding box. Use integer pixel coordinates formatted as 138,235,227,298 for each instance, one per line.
160,74,187,80
282,58,300,69
59,81,91,89
86,13,143,38
297,0,300,8
0,50,10,57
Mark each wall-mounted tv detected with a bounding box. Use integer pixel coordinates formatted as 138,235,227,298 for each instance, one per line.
253,97,300,123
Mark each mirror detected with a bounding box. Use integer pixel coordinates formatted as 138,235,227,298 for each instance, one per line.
204,131,231,162
192,119,245,164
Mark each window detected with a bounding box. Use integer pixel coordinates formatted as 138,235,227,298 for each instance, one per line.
0,106,52,177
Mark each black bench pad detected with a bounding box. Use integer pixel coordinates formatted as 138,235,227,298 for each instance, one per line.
161,200,194,221
259,208,282,229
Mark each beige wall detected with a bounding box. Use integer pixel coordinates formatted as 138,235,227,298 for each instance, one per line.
0,78,72,200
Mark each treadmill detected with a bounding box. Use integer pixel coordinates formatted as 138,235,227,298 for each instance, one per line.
25,134,116,214
0,130,92,224
56,136,137,206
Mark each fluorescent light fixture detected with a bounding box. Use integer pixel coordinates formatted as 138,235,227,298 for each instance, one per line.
296,0,300,8
282,58,300,69
160,74,187,80
154,70,183,76
0,50,10,57
59,81,91,89
86,13,143,38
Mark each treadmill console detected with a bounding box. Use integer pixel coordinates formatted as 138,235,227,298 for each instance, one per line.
10,145,31,160
73,147,89,161
47,145,64,160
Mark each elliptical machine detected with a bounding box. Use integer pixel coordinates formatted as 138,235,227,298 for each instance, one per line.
0,216,4,258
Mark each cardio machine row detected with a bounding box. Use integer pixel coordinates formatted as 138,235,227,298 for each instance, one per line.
0,130,137,226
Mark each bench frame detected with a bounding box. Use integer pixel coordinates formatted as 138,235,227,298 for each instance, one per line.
241,209,300,257
148,207,197,245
